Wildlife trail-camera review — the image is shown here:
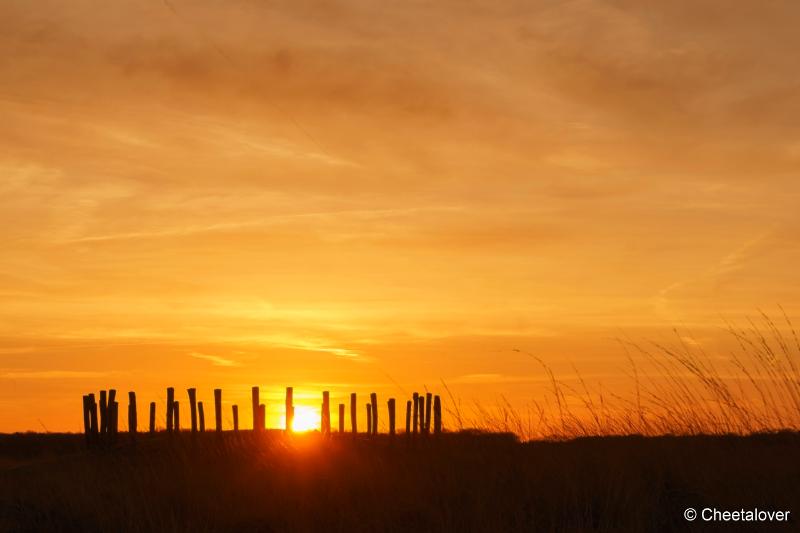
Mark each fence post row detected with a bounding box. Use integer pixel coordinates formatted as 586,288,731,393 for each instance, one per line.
81,386,446,446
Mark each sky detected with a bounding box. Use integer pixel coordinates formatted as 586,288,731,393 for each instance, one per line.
1,0,799,432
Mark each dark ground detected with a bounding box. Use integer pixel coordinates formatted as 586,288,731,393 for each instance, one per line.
0,431,798,532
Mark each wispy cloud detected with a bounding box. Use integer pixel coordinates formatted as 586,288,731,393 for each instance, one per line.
189,352,241,367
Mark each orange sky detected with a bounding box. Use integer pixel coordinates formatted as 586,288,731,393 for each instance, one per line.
2,0,799,432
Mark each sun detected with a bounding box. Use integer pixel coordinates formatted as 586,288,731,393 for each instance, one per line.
282,405,319,432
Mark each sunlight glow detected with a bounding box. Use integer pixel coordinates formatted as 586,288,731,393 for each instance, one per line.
283,405,319,432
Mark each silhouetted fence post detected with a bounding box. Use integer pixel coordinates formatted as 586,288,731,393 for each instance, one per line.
100,390,108,435
214,389,222,432
338,403,345,433
350,393,357,434
366,403,372,435
82,395,91,446
370,393,378,435
108,389,118,443
174,401,180,432
166,387,175,432
405,400,411,435
252,387,260,432
149,402,156,433
89,394,98,443
388,398,396,436
188,388,197,433
417,394,425,435
424,392,432,435
233,405,239,432
412,392,419,434
434,395,442,434
286,387,293,432
258,404,266,431
198,401,205,432
322,391,330,436
128,391,137,442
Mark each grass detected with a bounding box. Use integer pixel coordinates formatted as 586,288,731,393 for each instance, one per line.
1,431,799,532
460,311,800,440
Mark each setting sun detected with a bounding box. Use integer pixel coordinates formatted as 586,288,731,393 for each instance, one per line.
282,406,319,433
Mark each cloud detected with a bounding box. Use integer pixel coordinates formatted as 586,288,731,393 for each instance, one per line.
0,370,109,379
188,352,241,367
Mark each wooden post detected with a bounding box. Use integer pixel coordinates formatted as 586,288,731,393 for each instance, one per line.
285,387,293,432
405,400,411,434
366,403,372,435
424,392,432,435
99,390,108,435
258,404,266,431
188,388,197,433
251,387,260,432
128,391,137,440
88,393,98,443
350,393,357,434
174,401,180,432
418,394,425,435
82,395,91,446
214,389,222,432
110,401,119,442
149,402,156,433
412,392,419,434
166,387,175,432
322,391,330,435
338,403,345,433
388,398,396,436
434,395,442,434
370,392,378,435
198,401,205,432
233,405,239,431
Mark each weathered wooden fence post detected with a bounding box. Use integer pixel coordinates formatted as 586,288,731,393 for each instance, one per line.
322,391,330,436
166,387,175,432
417,394,425,435
412,392,419,434
110,400,119,443
258,404,266,431
370,393,378,435
99,390,108,435
88,393,98,443
338,403,345,433
405,400,411,435
388,398,396,436
174,401,180,432
350,393,357,434
108,389,118,442
233,405,239,432
198,401,205,432
434,395,442,434
188,388,198,433
128,391,137,442
251,387,260,432
149,401,156,433
285,387,293,432
366,403,372,435
82,395,91,446
214,389,222,432
424,392,432,435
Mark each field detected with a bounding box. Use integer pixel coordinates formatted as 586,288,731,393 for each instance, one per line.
1,430,798,532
